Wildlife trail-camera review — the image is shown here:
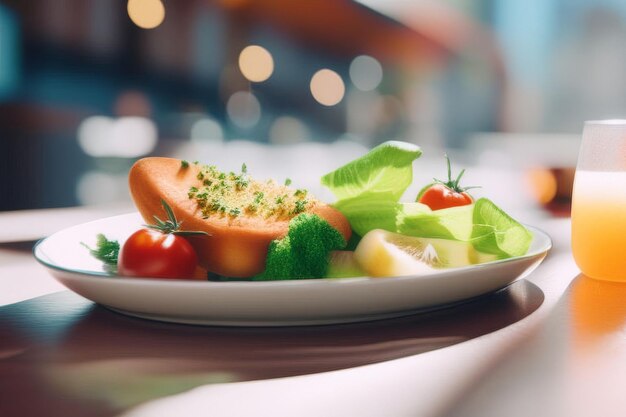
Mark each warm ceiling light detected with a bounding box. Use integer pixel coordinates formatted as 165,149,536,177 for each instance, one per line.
238,45,274,83
310,69,345,106
127,0,165,29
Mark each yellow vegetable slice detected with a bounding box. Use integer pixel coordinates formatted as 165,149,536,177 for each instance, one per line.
354,229,498,277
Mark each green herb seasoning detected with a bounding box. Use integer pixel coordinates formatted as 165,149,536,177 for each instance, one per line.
82,234,120,271
292,199,308,214
185,161,316,220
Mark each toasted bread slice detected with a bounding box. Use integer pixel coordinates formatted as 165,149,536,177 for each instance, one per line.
128,157,352,277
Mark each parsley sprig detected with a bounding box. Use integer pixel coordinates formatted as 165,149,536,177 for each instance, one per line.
146,199,210,236
82,234,120,272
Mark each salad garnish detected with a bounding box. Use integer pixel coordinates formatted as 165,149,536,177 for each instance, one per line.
147,199,209,236
322,141,532,258
82,234,119,272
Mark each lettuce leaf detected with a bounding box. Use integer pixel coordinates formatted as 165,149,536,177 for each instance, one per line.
397,203,474,241
321,141,422,236
470,198,533,257
321,140,422,202
333,197,400,236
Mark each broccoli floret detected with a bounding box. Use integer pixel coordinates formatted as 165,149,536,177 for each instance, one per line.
254,214,346,280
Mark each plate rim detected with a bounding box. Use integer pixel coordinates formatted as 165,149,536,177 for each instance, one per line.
33,212,552,288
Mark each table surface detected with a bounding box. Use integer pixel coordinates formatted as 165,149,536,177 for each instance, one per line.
2,206,622,417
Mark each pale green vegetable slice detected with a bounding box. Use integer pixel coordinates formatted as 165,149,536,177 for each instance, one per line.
470,198,533,257
326,251,365,278
397,203,473,241
418,237,498,267
333,197,400,236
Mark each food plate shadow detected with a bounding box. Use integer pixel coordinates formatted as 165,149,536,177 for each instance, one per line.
59,279,543,381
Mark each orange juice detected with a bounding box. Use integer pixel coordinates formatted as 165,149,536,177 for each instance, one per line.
572,170,626,281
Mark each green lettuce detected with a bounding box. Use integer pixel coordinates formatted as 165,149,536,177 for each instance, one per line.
321,140,422,201
321,141,532,258
397,203,474,241
470,198,533,257
333,198,400,236
321,141,422,236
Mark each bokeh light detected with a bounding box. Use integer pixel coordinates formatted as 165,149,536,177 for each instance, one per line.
527,168,558,205
127,0,165,30
77,172,126,205
238,45,274,83
310,69,345,106
269,116,309,144
226,91,261,128
191,117,224,143
77,116,157,157
349,55,383,91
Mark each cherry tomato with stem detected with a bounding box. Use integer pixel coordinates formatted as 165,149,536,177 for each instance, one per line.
417,155,479,210
118,200,209,279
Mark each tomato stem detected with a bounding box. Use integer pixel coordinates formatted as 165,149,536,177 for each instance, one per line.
434,155,480,193
144,200,210,236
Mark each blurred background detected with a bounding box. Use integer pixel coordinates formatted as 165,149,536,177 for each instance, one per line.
1,0,625,212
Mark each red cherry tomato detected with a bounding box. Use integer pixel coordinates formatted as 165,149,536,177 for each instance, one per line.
118,229,199,279
418,183,473,210
417,155,478,210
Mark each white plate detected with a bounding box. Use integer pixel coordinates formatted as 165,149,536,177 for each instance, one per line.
34,213,551,326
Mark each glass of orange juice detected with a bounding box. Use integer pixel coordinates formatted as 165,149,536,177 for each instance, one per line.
572,120,626,281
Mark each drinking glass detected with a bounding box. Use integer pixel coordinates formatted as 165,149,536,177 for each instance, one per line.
572,120,626,281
